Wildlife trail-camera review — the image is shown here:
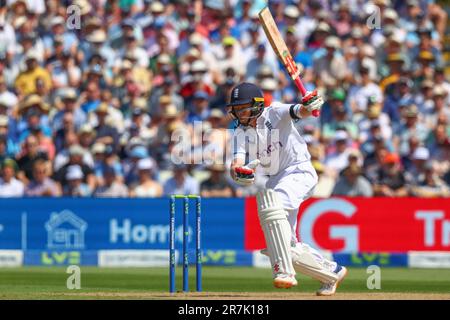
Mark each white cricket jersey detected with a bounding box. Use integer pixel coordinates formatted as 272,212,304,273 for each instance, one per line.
232,102,311,176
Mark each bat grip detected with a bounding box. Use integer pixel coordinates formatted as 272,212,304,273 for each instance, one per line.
294,78,320,118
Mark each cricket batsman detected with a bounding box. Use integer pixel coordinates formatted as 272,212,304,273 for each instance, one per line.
228,82,347,296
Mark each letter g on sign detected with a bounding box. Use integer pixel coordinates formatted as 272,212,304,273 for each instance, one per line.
299,198,359,252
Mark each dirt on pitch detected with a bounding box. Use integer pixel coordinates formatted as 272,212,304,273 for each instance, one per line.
47,291,450,300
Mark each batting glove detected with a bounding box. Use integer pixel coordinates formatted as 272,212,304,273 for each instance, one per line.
301,90,324,113
233,160,260,186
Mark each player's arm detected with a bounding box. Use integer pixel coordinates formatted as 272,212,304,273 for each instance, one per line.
230,128,256,186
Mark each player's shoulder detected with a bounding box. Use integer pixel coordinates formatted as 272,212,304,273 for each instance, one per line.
265,101,296,118
267,101,297,110
267,101,291,109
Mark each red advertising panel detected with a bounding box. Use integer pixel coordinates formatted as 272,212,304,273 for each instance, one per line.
244,197,450,253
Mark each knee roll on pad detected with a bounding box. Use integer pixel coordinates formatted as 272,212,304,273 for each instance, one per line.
256,189,287,222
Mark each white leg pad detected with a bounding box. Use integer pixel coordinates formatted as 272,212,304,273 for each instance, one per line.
257,189,295,278
291,244,339,283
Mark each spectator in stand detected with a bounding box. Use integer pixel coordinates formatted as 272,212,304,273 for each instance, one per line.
203,109,229,163
383,77,414,124
411,29,442,71
332,164,373,197
200,163,233,198
150,54,174,88
93,144,124,187
53,131,93,171
411,162,450,198
27,125,55,161
415,79,435,115
246,43,278,82
62,165,91,197
324,130,358,178
51,88,86,132
130,158,163,197
180,59,214,107
434,68,450,104
405,146,431,185
14,52,52,96
53,112,75,153
187,91,211,124
16,94,51,142
117,34,148,69
94,165,129,198
426,124,450,176
163,163,199,196
311,160,335,198
149,78,184,116
348,65,383,115
0,116,19,157
357,96,392,143
394,104,429,156
444,169,450,188
0,135,9,164
80,81,101,114
313,36,348,87
78,124,96,152
373,153,409,197
123,145,149,186
42,16,78,60
153,104,190,165
103,144,123,177
123,107,153,146
16,135,48,185
423,86,450,129
53,144,95,192
91,103,120,152
214,36,246,81
0,76,18,114
322,88,358,140
379,51,405,93
0,158,24,197
332,3,352,37
260,77,280,106
25,159,61,197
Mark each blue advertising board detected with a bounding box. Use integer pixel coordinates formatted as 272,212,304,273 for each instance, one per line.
0,198,245,251
0,198,440,268
333,253,408,267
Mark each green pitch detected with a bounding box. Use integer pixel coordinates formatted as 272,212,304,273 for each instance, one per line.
0,267,449,299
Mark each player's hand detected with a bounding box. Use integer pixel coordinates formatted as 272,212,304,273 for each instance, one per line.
233,160,260,186
301,90,323,114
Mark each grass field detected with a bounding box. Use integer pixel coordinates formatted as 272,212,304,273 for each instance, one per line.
1,267,450,299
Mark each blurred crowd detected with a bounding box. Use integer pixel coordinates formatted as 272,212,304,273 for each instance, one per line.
0,0,449,198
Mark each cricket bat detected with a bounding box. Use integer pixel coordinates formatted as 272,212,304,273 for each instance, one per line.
258,7,320,117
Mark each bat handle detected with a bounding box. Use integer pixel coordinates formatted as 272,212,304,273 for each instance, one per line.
294,78,320,118
294,77,307,96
